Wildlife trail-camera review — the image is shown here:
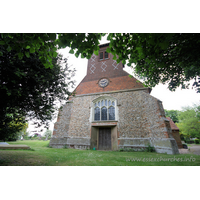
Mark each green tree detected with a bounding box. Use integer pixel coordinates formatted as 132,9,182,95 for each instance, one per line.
0,33,58,69
177,105,200,139
105,33,200,92
0,39,75,140
44,129,52,140
0,112,28,141
18,123,28,140
165,109,179,123
57,33,105,59
0,33,105,69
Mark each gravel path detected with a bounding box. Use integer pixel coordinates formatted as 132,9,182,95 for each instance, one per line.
179,145,200,155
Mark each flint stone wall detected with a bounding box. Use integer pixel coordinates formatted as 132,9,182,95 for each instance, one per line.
50,89,178,154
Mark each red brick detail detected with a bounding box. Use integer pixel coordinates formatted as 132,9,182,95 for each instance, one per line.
53,131,56,135
171,130,183,148
166,117,179,130
75,75,144,95
84,45,127,82
68,96,73,101
53,123,58,135
167,117,182,148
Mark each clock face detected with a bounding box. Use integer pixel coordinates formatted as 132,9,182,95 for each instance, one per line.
99,78,109,88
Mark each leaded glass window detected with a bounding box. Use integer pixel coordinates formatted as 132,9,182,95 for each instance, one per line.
101,107,107,120
105,52,108,59
99,51,109,60
94,107,100,121
100,52,103,60
105,99,107,106
94,98,116,121
109,106,115,120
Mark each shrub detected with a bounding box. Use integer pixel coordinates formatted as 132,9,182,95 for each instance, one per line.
30,136,41,140
184,138,190,144
23,135,30,140
145,144,156,152
180,134,184,140
194,139,199,144
119,148,135,152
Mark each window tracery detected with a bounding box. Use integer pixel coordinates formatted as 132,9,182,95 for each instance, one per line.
94,98,116,121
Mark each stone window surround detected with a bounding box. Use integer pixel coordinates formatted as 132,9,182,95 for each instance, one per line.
90,95,119,122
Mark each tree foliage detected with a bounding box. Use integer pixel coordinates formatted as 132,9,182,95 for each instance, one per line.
165,109,180,123
0,112,27,141
1,33,199,92
0,35,75,140
106,33,200,92
57,33,106,59
44,129,52,140
176,105,200,138
0,33,58,68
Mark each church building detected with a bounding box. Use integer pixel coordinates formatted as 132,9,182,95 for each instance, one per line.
50,43,179,154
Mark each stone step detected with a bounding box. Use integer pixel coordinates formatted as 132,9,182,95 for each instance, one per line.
0,145,30,150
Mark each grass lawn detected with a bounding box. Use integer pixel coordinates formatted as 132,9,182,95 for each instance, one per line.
0,140,200,166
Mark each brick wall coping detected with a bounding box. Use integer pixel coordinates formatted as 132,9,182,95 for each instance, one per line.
74,87,150,97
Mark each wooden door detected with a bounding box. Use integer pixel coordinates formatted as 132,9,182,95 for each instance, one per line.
99,128,111,150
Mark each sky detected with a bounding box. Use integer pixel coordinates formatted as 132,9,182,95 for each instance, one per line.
27,35,200,134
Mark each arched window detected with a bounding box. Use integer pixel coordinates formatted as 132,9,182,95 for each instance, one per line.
93,97,116,121
101,107,107,120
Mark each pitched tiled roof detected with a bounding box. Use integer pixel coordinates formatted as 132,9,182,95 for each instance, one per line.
167,117,179,130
